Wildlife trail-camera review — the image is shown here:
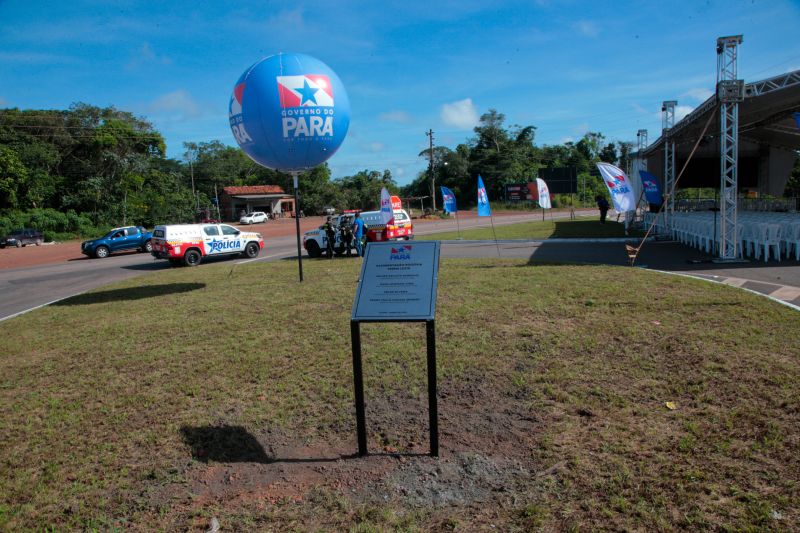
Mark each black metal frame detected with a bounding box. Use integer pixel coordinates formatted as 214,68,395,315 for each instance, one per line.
350,318,438,457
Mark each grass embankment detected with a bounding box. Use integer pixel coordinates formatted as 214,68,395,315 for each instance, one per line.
1,258,798,530
419,216,645,241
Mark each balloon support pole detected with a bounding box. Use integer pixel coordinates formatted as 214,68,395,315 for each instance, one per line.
292,172,304,282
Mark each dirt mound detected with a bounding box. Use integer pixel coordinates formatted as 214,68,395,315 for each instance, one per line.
172,374,542,514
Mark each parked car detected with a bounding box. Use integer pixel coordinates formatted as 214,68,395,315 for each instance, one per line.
81,226,153,258
239,211,268,224
0,228,44,248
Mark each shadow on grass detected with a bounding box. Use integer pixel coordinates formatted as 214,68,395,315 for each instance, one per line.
52,282,205,306
527,239,800,275
180,425,429,464
181,425,273,463
551,219,644,238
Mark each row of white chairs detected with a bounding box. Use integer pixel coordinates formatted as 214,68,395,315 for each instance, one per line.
643,212,800,262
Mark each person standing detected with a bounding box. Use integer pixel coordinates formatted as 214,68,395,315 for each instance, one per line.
322,216,336,259
352,212,365,257
596,195,610,224
340,220,353,256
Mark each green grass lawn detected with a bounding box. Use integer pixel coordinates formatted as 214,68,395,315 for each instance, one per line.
1,258,798,530
419,216,645,241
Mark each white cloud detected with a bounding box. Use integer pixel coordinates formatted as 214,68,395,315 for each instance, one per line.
378,110,413,123
441,98,479,130
683,87,713,103
651,105,695,123
368,142,385,152
265,8,306,31
127,42,172,70
559,136,574,144
147,90,202,120
573,20,599,37
395,167,406,177
572,123,590,136
675,105,694,122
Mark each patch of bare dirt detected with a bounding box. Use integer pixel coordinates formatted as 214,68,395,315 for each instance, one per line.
170,373,542,514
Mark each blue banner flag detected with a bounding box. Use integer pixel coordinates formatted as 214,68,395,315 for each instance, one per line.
440,186,457,213
794,112,800,129
639,170,663,205
477,175,491,217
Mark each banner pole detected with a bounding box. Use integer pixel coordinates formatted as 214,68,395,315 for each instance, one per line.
455,211,462,240
489,214,501,257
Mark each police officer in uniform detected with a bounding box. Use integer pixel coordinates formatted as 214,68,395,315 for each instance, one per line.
340,219,354,256
322,216,336,259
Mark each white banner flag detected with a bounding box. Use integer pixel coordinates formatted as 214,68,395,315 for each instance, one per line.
596,162,637,213
536,178,551,209
379,187,394,225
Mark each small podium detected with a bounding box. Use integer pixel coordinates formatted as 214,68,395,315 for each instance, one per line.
350,241,441,457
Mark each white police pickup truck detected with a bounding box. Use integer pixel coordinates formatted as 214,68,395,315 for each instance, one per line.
302,213,356,258
302,209,413,258
151,223,264,266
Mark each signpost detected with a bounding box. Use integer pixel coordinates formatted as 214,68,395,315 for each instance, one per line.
350,241,441,457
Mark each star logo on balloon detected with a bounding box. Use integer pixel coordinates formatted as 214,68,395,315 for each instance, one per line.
296,80,319,105
277,75,334,108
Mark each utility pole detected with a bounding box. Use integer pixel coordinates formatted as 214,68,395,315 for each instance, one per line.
213,183,221,221
426,129,436,212
189,159,199,212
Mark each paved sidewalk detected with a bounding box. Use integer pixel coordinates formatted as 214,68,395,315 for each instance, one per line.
529,240,800,308
443,239,800,309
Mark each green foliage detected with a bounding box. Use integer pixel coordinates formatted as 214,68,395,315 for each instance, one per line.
2,102,639,226
0,145,27,208
784,153,800,197
0,208,102,240
401,111,628,210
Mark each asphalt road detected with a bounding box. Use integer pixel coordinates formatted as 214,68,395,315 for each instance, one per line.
0,211,580,321
7,209,795,321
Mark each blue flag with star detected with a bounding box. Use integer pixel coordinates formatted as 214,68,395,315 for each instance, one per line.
477,175,491,217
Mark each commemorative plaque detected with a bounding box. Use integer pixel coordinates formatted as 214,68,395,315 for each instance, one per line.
352,241,440,321
350,241,441,457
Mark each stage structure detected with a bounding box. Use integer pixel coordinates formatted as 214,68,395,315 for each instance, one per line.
662,101,677,233
636,35,800,259
717,35,744,261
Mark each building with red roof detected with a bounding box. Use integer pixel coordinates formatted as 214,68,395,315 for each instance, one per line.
219,185,295,220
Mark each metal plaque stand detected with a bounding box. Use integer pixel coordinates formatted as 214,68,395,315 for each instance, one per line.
350,319,438,457
349,241,441,458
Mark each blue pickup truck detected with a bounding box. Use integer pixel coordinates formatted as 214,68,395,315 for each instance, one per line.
81,226,153,258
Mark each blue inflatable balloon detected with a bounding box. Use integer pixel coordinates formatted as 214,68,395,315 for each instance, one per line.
229,53,350,171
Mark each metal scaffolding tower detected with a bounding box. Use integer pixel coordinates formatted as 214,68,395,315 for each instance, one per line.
635,129,649,217
636,129,648,155
716,35,744,260
662,101,677,235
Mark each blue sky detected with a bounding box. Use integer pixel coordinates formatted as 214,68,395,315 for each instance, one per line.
1,0,799,185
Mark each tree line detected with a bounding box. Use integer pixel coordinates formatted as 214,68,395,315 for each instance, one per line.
0,103,632,239
403,109,628,210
